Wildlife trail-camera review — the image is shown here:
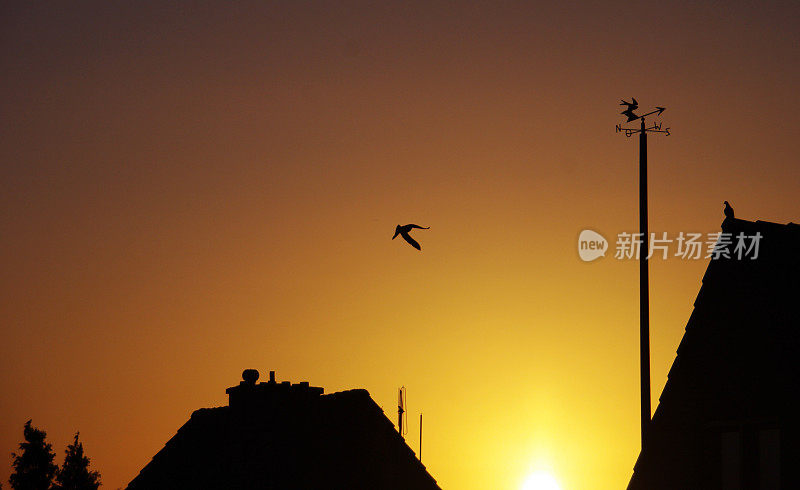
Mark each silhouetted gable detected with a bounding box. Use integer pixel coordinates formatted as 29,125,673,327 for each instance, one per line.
628,217,800,490
127,372,439,490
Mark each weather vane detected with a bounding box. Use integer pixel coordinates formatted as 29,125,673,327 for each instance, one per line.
616,97,670,450
616,98,670,137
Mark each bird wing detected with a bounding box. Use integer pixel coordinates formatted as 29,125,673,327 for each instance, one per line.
406,224,429,230
400,231,421,250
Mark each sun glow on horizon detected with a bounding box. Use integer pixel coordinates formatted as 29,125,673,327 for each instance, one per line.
521,470,562,490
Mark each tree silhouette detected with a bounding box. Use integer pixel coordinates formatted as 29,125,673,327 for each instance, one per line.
52,432,101,490
9,420,57,490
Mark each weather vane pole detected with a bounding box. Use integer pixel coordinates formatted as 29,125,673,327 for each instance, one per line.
616,98,669,448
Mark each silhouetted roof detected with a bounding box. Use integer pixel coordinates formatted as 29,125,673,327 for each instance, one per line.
628,217,800,489
127,371,440,490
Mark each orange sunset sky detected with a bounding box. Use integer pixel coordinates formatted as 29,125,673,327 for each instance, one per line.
1,2,799,489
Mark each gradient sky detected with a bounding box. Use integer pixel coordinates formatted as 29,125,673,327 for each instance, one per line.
1,2,799,489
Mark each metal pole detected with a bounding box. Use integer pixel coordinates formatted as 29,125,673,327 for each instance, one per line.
398,387,405,437
419,413,423,462
639,117,651,446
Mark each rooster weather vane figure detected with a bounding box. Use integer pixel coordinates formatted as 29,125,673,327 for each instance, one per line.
616,98,669,136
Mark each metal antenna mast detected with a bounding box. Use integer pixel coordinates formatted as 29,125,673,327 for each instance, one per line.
616,99,670,447
419,413,423,462
398,387,407,437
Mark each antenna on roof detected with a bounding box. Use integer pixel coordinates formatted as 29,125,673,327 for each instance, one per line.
398,386,407,437
419,413,423,462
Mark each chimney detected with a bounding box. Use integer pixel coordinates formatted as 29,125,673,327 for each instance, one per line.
225,369,324,409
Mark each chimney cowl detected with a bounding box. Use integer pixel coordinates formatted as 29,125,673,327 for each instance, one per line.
242,369,259,385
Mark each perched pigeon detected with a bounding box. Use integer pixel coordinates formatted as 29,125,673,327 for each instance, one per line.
392,224,430,251
724,201,735,219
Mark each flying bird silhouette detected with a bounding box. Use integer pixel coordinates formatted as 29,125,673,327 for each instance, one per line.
392,224,430,251
724,201,735,219
620,98,640,122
